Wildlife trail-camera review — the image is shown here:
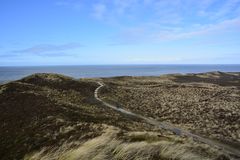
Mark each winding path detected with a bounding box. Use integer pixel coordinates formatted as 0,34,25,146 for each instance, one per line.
94,82,240,158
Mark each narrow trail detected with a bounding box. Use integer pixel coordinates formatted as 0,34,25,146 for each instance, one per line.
95,82,240,158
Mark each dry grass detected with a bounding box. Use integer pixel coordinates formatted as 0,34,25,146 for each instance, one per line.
25,126,224,160
1,73,237,160
102,72,240,143
0,73,150,160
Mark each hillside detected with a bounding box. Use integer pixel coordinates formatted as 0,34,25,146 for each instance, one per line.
0,72,239,160
102,72,240,142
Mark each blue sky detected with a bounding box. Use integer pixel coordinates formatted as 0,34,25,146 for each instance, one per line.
0,0,240,66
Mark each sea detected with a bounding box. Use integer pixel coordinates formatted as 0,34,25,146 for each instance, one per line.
0,64,240,83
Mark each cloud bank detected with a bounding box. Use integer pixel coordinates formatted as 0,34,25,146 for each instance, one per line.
0,43,84,58
11,43,83,54
57,0,240,44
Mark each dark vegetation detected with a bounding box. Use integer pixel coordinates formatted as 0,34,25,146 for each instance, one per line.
173,72,240,88
0,72,239,160
0,73,147,160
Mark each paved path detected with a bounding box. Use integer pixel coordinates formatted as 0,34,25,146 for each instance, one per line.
94,82,240,158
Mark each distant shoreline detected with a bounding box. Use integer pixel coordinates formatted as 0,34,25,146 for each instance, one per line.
1,71,240,84
0,64,240,67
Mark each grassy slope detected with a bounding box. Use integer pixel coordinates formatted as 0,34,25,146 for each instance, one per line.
0,73,236,160
0,73,146,160
101,72,240,145
25,127,224,160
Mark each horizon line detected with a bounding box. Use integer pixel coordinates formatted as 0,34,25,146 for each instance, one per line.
0,64,240,67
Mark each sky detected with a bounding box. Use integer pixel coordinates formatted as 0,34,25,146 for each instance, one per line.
0,0,240,66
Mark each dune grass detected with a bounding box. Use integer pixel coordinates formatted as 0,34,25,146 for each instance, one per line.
25,126,224,160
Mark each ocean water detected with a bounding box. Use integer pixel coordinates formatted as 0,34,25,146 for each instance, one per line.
0,65,240,82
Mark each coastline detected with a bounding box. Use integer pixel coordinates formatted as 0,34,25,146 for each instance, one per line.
1,64,240,82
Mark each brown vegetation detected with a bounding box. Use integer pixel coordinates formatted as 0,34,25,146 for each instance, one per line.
0,73,147,160
0,72,238,160
101,72,240,144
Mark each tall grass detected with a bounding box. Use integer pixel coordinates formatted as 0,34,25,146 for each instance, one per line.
25,126,223,160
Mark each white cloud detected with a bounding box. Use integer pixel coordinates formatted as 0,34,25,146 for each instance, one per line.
10,43,83,55
157,18,240,40
92,3,107,20
57,0,240,44
198,0,240,19
113,17,240,44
